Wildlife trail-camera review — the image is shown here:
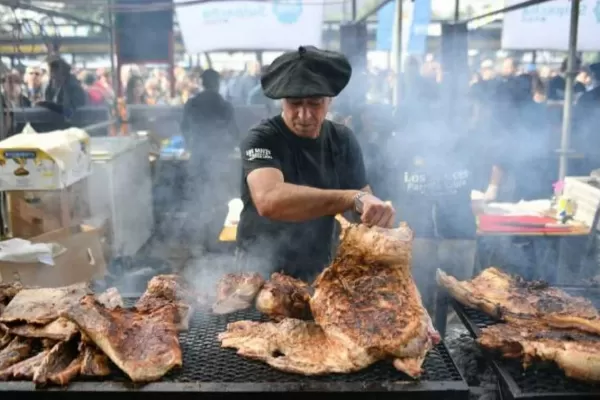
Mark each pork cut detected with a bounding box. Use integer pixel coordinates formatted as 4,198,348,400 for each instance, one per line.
136,275,193,331
79,343,111,377
310,218,439,378
437,267,600,334
0,324,10,349
0,337,32,370
219,319,374,374
33,341,81,386
213,273,265,314
0,350,49,380
255,273,312,321
9,318,78,342
0,283,23,304
478,322,600,382
63,295,182,382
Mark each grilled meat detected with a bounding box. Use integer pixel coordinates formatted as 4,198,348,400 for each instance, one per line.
479,322,600,382
63,295,182,382
136,275,193,331
0,283,91,325
0,350,49,380
95,287,123,309
80,343,111,377
8,317,78,342
0,282,23,304
255,273,312,321
0,337,32,370
219,319,373,375
213,273,265,314
0,324,10,349
437,267,600,334
33,341,81,386
311,218,439,378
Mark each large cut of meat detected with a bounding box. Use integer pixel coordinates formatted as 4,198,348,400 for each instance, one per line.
136,275,193,331
219,218,439,377
311,219,439,378
0,350,49,380
255,273,312,321
79,343,111,377
33,341,81,386
0,324,10,349
219,319,374,374
213,273,265,314
0,337,32,370
478,322,600,382
0,283,91,325
63,295,182,382
437,267,600,334
0,283,23,304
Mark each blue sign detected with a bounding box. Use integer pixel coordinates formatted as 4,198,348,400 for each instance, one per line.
272,0,303,24
376,0,431,54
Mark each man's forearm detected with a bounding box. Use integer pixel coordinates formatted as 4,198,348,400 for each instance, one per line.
258,182,359,221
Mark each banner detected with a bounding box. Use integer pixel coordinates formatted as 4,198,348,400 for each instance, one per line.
174,0,323,53
501,0,600,51
375,0,431,54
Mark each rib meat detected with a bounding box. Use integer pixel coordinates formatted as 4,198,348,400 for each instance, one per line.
79,343,111,377
63,295,182,382
219,319,373,374
478,322,600,382
437,267,600,334
0,350,49,380
310,219,439,378
213,273,265,314
0,337,32,370
255,273,312,321
136,275,193,331
33,341,81,386
9,318,78,341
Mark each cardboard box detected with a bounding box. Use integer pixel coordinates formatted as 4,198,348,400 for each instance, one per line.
0,128,91,190
0,225,107,288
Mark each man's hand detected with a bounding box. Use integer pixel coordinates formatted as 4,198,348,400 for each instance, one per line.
359,194,395,228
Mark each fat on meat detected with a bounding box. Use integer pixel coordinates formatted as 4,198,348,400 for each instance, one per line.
255,273,312,321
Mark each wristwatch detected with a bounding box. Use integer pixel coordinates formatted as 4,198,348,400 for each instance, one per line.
354,191,368,214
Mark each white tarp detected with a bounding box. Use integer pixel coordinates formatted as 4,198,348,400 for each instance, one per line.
501,0,600,51
174,0,324,53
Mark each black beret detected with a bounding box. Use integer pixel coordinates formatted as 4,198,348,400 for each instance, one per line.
261,46,352,99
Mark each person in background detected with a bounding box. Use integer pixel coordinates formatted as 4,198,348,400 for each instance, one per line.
44,55,86,116
546,57,586,101
1,70,31,109
572,63,600,175
24,66,45,103
83,73,108,106
125,75,148,105
246,65,277,113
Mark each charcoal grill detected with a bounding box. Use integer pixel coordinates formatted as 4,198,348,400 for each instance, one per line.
448,286,600,400
0,306,469,399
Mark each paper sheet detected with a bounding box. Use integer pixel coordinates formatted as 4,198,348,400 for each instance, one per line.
0,238,66,265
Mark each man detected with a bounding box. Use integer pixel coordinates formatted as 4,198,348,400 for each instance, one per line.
546,57,586,101
181,69,239,253
237,46,395,282
44,55,87,116
572,63,600,175
24,65,45,103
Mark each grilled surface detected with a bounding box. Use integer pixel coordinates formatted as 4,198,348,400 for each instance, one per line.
255,273,312,321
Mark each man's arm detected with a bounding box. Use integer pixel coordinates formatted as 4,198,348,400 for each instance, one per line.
247,168,359,221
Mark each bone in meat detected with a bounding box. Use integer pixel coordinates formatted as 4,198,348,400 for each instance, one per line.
0,350,49,380
0,337,32,370
33,341,80,386
479,322,600,382
219,319,374,375
63,295,182,382
437,267,600,334
213,273,265,314
0,283,91,325
255,273,312,321
79,343,111,377
311,218,439,378
136,275,193,331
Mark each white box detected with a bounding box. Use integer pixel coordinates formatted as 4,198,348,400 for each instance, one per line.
0,128,91,191
564,176,600,228
88,136,154,256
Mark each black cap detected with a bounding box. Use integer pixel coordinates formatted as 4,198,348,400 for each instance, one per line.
589,63,600,80
261,46,352,99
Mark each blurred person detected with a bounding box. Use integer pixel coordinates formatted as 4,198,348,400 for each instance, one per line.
480,59,496,81
546,57,586,101
501,57,519,78
83,73,108,106
95,68,114,100
24,66,45,103
1,70,31,108
529,70,547,103
236,46,395,282
44,55,87,115
246,65,276,112
125,75,148,104
572,63,600,175
230,61,261,105
180,68,239,253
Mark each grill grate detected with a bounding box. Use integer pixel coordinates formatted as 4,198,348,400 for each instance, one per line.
450,286,600,399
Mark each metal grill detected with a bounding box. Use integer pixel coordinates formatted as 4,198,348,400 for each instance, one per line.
450,286,600,400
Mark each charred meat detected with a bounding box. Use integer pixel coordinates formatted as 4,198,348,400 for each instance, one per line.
136,275,193,331
33,341,81,386
0,337,32,370
255,273,312,321
213,273,265,314
437,267,600,334
8,317,78,342
0,324,10,349
0,350,49,380
79,343,111,377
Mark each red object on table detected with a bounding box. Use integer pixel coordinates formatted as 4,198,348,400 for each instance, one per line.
478,215,573,233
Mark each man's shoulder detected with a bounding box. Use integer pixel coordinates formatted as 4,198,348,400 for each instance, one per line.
323,119,354,140
243,117,283,147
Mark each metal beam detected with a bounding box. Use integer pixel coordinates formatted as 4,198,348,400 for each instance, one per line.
355,0,392,23
0,0,109,29
460,0,554,24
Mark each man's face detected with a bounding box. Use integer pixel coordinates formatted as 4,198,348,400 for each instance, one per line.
26,68,42,87
282,97,330,139
502,59,516,77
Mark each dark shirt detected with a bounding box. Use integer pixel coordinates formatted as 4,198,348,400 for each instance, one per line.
237,115,367,280
546,75,586,101
44,74,87,115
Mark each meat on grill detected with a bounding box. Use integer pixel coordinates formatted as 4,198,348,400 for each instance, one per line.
33,341,81,386
0,350,49,380
62,295,182,382
0,282,23,304
0,337,32,370
478,322,600,382
0,283,91,325
437,267,600,334
311,218,439,378
96,287,124,309
136,275,193,331
80,343,111,377
255,273,312,321
213,273,265,314
0,324,11,349
219,319,373,374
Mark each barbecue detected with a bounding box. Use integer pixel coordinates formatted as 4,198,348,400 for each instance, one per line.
255,272,312,321
213,272,265,314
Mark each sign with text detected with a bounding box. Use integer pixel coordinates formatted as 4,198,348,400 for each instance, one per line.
175,0,323,52
501,0,600,51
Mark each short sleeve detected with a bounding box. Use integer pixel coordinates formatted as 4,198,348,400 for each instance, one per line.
338,126,368,190
240,126,282,177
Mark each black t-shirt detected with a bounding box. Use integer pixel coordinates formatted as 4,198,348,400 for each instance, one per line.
387,133,477,239
237,115,367,280
546,75,586,101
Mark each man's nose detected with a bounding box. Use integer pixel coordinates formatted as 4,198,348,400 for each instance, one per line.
298,107,311,120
